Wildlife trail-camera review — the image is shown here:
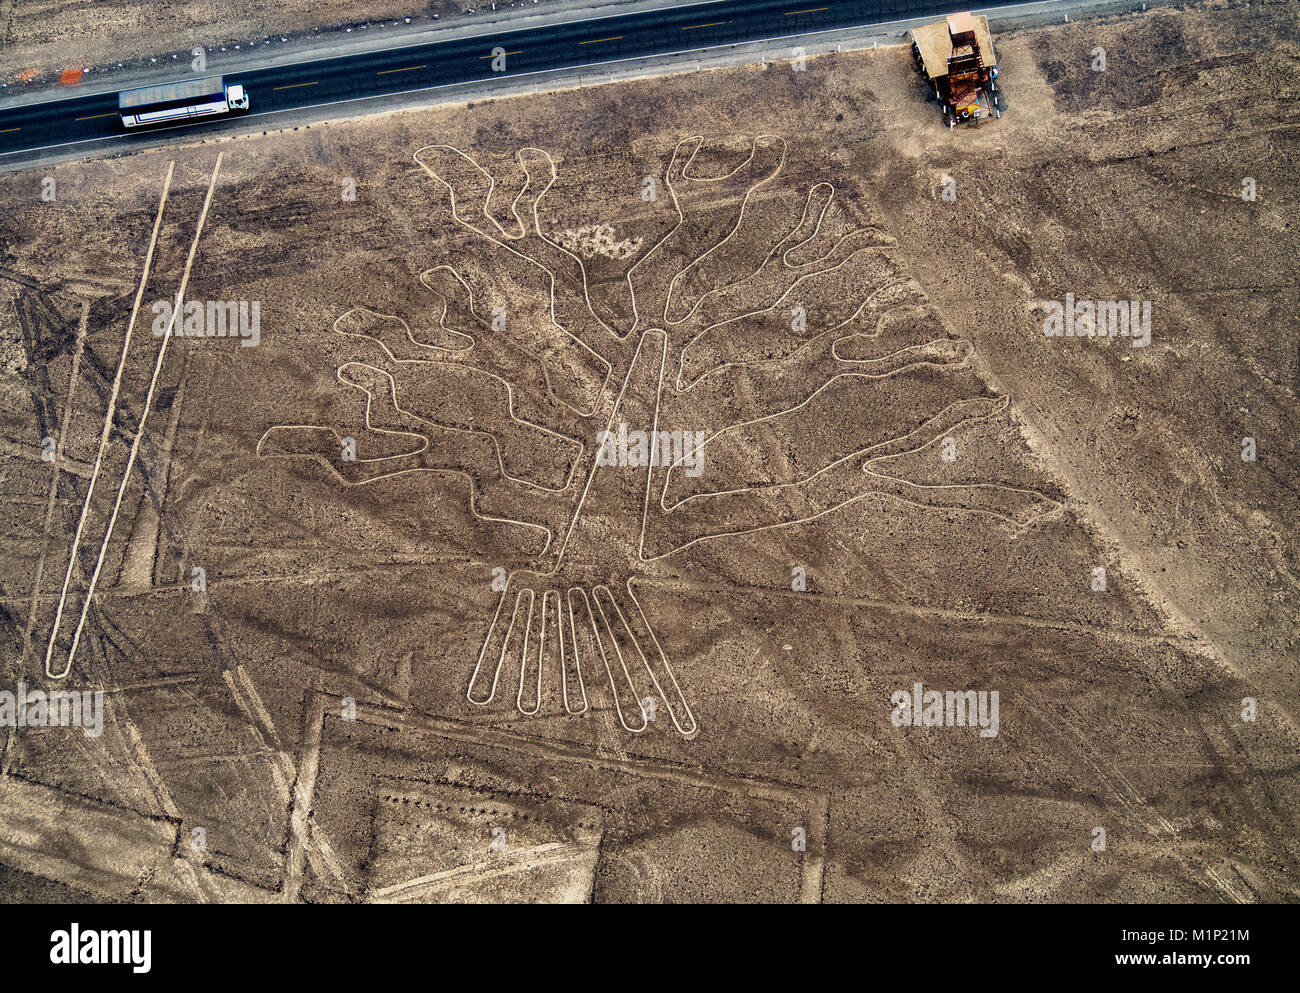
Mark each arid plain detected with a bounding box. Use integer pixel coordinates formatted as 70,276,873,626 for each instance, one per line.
0,0,1296,902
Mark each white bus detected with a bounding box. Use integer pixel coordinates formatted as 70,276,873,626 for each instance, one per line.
118,76,249,128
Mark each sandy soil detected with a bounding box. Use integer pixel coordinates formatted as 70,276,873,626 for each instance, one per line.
0,0,1296,902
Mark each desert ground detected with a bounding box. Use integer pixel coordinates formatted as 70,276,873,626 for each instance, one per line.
0,0,1297,902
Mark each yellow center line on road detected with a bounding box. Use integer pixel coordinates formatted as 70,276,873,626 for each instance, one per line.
785,7,829,13
0,127,20,133
273,81,318,90
479,50,523,58
579,36,623,45
378,65,425,74
75,112,117,121
683,21,727,29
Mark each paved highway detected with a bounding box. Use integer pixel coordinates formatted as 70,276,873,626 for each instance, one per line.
0,0,976,157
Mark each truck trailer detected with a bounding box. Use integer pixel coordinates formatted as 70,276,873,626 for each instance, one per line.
910,12,1000,128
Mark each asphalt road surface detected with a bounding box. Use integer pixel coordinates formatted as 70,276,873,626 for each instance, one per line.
0,0,978,157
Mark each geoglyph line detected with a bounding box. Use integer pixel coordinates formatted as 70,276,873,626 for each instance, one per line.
21,300,90,668
42,161,176,681
328,321,585,494
413,144,614,410
47,156,222,681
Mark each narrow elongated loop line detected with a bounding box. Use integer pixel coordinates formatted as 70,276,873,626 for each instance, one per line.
552,590,588,715
582,587,647,734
